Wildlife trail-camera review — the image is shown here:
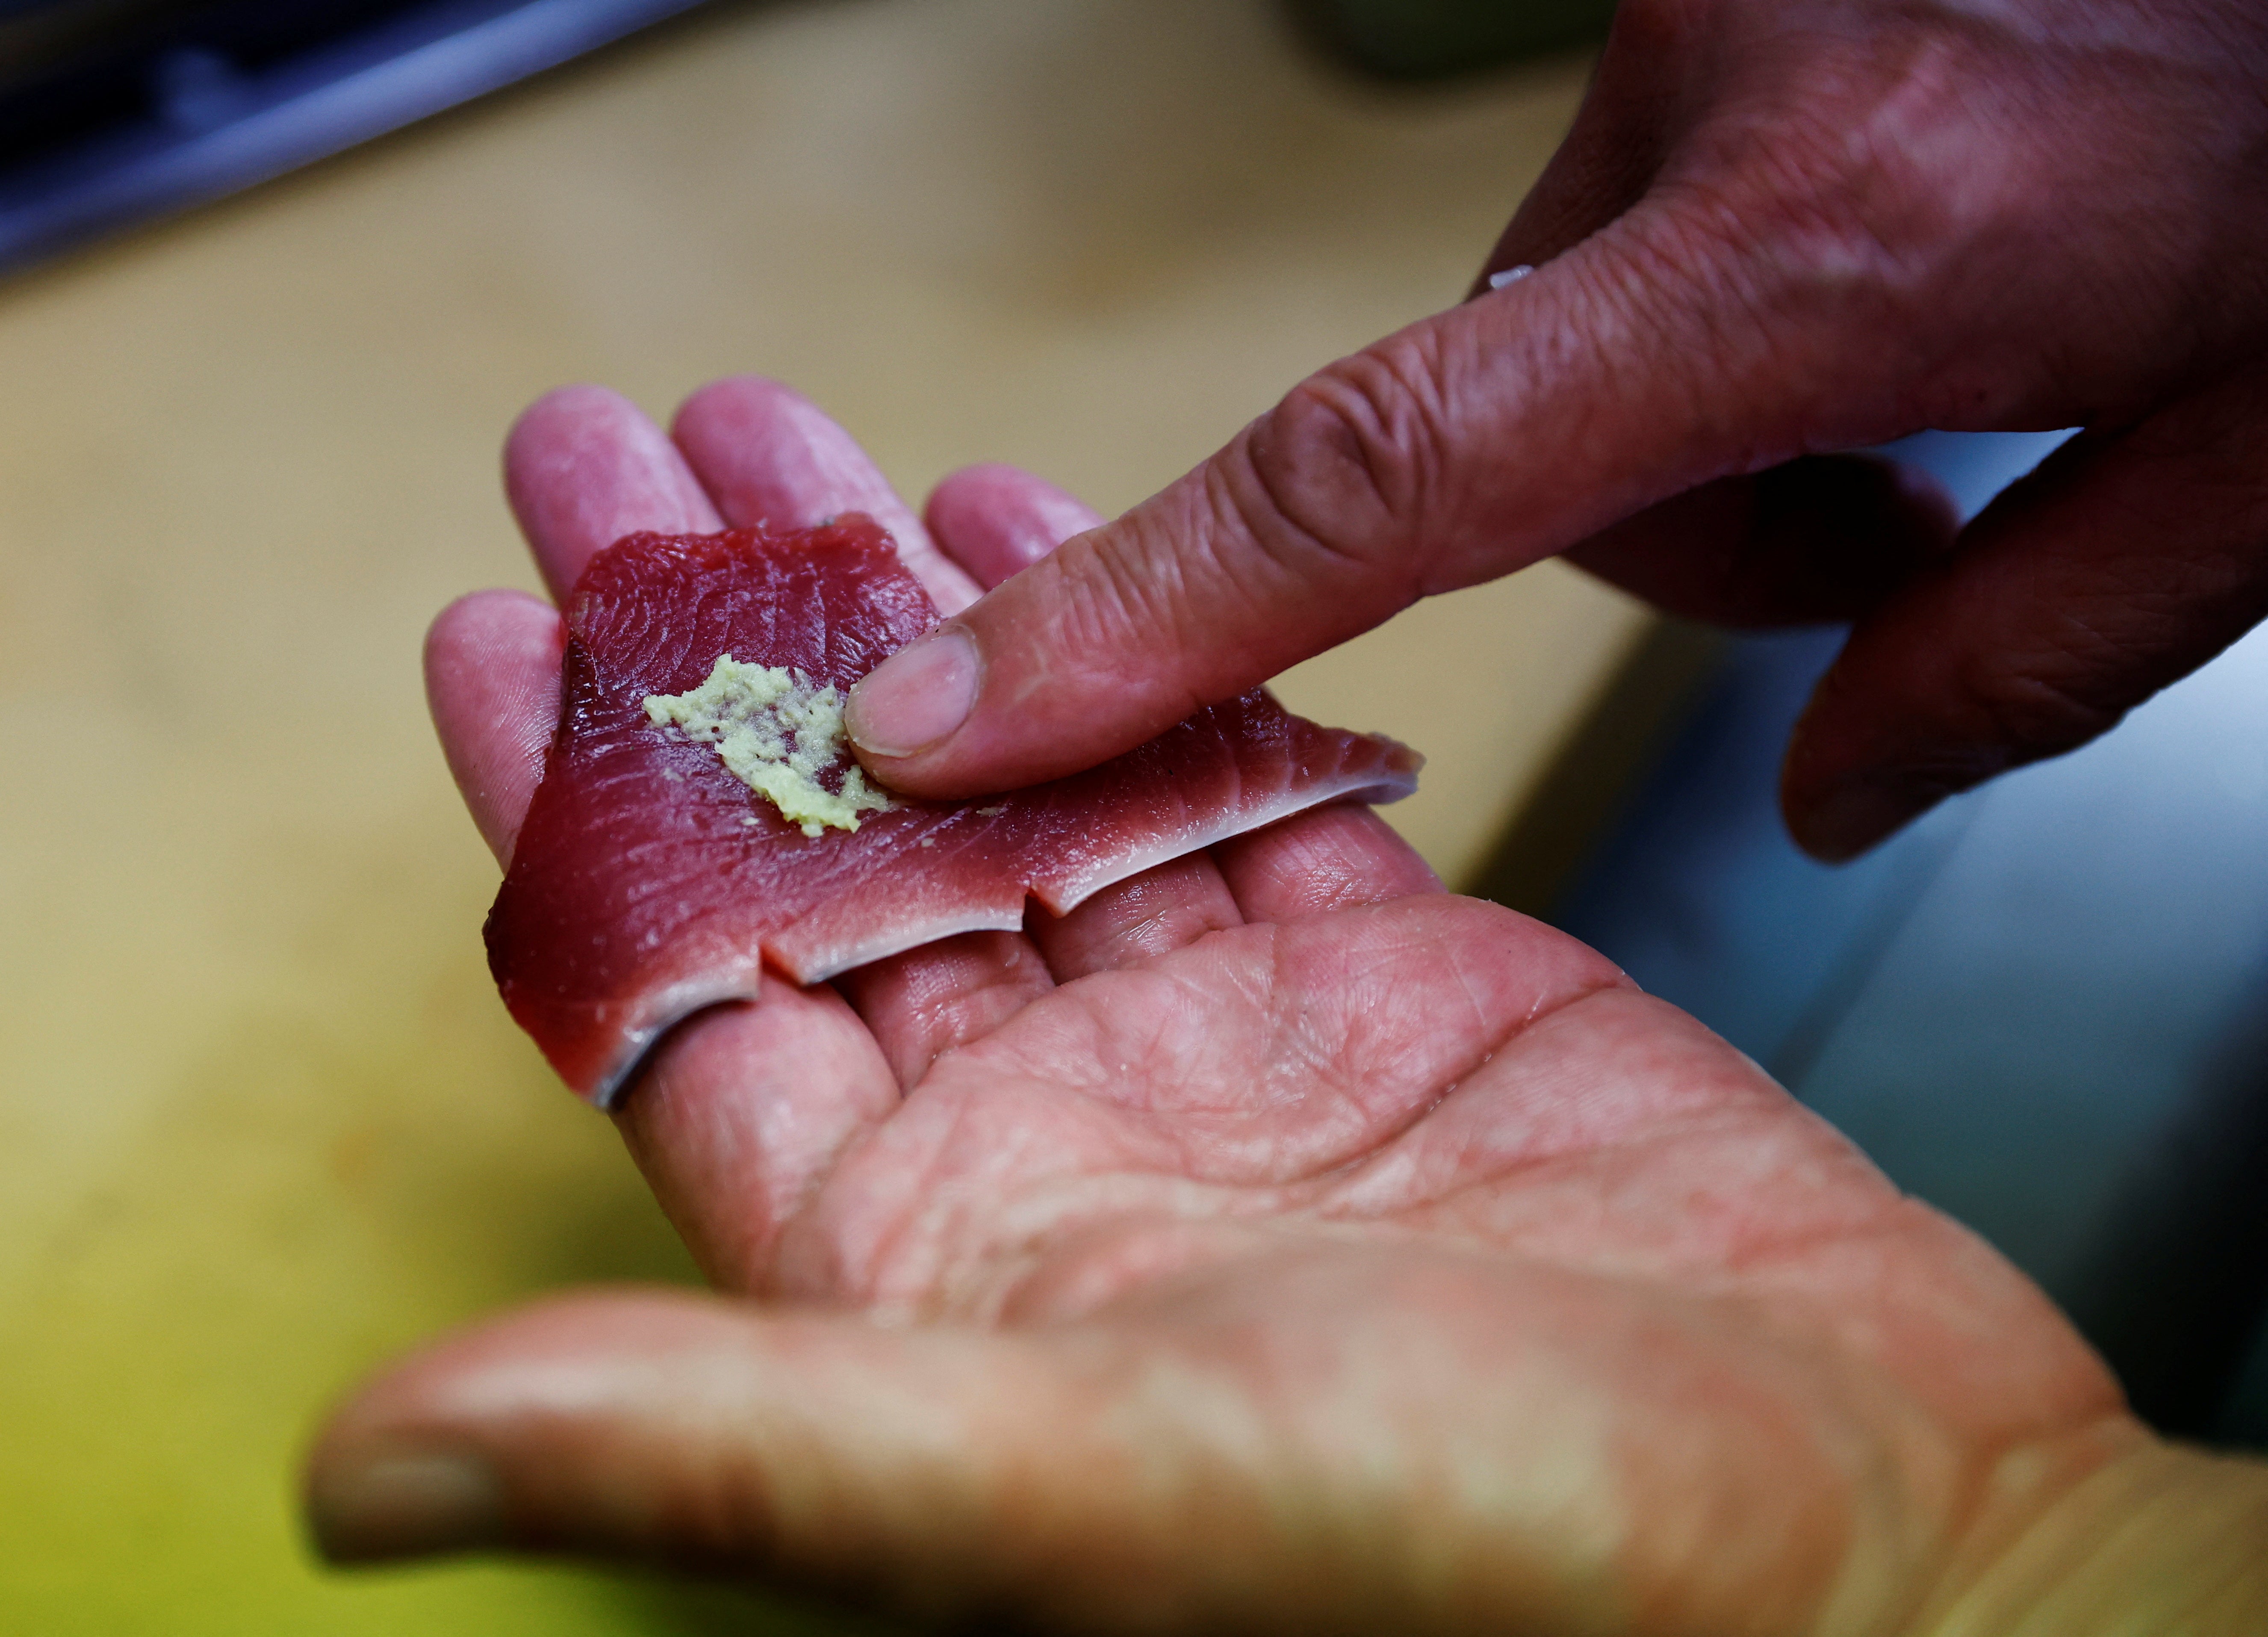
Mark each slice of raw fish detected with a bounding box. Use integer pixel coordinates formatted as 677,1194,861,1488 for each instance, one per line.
487,517,1422,1106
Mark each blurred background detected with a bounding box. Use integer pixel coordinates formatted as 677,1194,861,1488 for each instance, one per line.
0,2,1626,1630
0,0,2258,1631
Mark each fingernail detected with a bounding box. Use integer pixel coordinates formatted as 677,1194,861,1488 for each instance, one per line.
1792,774,1937,863
846,629,978,757
307,1449,507,1562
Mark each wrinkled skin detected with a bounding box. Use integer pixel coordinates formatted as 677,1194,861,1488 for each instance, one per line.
304,380,2178,1635
843,0,2268,863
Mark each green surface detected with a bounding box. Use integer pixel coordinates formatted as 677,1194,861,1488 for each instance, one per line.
0,857,855,1633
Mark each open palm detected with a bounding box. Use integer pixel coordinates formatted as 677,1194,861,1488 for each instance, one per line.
311,378,2137,1634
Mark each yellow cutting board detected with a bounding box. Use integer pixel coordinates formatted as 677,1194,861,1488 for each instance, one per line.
0,1,1627,1628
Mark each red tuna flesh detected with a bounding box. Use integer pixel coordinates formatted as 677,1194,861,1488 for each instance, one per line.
487,517,1422,1106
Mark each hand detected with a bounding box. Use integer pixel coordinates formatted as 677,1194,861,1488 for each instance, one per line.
841,0,2268,862
302,378,2243,1635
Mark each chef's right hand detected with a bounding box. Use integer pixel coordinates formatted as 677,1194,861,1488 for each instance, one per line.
843,0,2268,863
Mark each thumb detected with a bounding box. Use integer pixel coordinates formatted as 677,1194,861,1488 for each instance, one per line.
308,1291,1073,1608
304,1289,1283,1631
844,206,1913,799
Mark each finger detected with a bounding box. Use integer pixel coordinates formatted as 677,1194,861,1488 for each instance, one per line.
924,464,1104,590
304,1289,1088,1601
1564,454,1959,628
312,1288,1346,1631
832,932,1055,1091
1781,373,2268,860
1023,855,1245,982
1211,804,1442,924
424,590,564,867
610,982,899,1294
843,194,1923,799
922,467,1252,980
670,376,983,615
304,1266,1651,1633
503,385,723,604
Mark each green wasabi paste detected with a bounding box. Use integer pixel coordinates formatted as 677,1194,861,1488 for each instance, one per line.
643,655,893,837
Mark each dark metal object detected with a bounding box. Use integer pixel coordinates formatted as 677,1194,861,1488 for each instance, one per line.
0,0,713,278
1286,0,1617,80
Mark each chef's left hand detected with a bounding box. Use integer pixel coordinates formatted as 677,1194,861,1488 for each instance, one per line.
304,379,2227,1637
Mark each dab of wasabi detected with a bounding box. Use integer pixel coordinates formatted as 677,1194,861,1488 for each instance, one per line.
643,655,892,837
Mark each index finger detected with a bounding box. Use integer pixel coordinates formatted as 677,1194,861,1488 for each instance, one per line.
503,385,723,603
842,203,1903,799
671,376,983,615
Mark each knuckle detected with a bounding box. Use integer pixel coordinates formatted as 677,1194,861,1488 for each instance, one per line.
1951,622,2135,764
1236,341,1448,601
1048,519,1197,680
1955,547,2268,764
